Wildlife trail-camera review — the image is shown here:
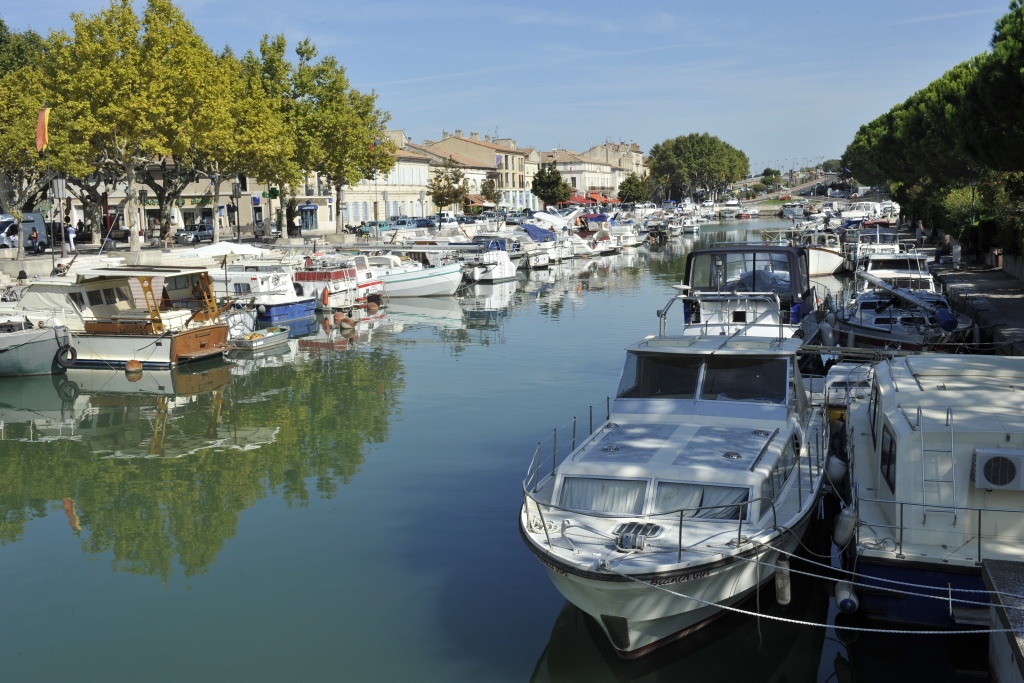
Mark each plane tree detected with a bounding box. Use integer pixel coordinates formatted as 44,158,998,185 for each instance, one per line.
531,163,571,207
617,172,649,203
647,133,748,201
427,156,468,213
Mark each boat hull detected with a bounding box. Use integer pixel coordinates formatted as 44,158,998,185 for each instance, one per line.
0,325,72,377
255,298,317,324
381,262,463,296
531,521,811,658
71,324,229,369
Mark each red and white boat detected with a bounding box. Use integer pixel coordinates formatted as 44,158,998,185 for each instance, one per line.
293,254,385,312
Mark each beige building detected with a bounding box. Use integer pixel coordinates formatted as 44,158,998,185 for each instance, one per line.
337,130,432,224
539,150,617,199
427,130,539,211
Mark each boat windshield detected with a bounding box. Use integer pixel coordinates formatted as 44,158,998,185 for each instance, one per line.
689,252,792,294
700,356,788,403
617,353,788,404
617,353,701,399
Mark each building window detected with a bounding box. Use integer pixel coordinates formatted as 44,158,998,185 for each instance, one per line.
570,177,577,189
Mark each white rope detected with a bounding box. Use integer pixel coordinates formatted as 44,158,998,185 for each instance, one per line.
611,569,1020,636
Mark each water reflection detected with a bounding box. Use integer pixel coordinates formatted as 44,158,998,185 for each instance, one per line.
532,580,829,683
0,343,405,580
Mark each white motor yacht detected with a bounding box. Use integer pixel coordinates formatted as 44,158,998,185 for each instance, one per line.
519,245,829,658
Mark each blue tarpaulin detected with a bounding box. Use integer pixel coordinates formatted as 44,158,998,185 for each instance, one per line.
520,223,556,242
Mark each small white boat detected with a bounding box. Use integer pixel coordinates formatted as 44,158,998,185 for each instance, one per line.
224,326,290,353
0,314,74,377
462,248,518,284
364,254,463,296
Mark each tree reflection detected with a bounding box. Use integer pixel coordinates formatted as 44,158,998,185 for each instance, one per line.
0,347,404,580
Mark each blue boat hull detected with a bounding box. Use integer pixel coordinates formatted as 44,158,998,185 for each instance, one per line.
255,299,317,325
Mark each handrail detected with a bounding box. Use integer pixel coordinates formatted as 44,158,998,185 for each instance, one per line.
854,495,1024,564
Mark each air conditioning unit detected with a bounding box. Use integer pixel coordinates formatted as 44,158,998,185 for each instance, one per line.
972,449,1024,491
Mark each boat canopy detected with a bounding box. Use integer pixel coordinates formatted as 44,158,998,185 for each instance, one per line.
519,223,556,242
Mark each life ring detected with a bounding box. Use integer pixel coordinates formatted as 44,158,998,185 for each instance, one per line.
320,287,330,307
57,379,80,402
55,343,77,368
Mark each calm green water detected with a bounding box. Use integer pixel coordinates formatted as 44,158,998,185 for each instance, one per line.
0,220,985,681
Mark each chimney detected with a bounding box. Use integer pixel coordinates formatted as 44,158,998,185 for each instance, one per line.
454,129,463,138
469,132,479,140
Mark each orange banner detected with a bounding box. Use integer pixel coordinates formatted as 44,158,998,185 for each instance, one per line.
36,107,50,152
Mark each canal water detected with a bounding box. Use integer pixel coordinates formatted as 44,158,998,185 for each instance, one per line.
0,219,988,681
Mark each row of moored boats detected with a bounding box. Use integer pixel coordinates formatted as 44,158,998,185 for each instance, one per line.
519,239,1024,659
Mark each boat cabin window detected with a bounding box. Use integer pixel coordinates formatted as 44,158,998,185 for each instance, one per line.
87,289,104,306
69,292,86,310
558,477,646,515
700,356,788,403
616,353,701,399
761,439,799,502
233,283,252,294
689,252,791,294
102,288,118,305
880,425,897,494
653,482,748,519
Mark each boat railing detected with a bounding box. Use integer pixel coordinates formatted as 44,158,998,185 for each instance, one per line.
524,397,612,493
658,291,786,338
853,495,1024,565
521,486,781,561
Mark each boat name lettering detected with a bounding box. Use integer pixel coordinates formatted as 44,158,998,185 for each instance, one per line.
118,323,150,334
650,570,712,586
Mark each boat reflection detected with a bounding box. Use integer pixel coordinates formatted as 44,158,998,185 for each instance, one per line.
459,280,519,323
0,342,406,579
0,361,246,457
381,296,465,332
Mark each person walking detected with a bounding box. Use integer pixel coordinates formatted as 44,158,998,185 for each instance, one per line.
67,221,77,253
28,227,39,255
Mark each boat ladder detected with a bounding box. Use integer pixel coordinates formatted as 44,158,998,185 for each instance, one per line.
919,406,957,525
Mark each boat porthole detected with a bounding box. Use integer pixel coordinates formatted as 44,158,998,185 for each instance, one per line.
723,452,742,459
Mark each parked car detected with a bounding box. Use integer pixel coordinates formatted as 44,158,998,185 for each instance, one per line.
176,223,215,244
457,215,477,224
391,218,418,229
357,220,391,237
505,212,525,225
252,220,281,239
414,218,436,229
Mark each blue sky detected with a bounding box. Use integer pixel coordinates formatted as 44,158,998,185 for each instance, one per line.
3,1,1010,173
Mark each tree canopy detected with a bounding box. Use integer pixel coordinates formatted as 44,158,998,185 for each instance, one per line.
839,1,1024,254
531,163,571,207
647,133,748,202
426,156,467,212
617,172,648,203
0,1,394,248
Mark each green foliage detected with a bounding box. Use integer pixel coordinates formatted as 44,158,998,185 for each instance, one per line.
426,156,467,211
617,172,648,203
960,1,1024,171
821,159,842,173
531,163,570,206
481,171,500,207
0,351,406,580
0,18,46,76
647,133,748,201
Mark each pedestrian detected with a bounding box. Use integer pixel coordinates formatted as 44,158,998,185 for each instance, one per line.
28,227,39,254
67,221,77,253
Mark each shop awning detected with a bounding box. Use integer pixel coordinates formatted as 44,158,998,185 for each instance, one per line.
560,194,594,205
